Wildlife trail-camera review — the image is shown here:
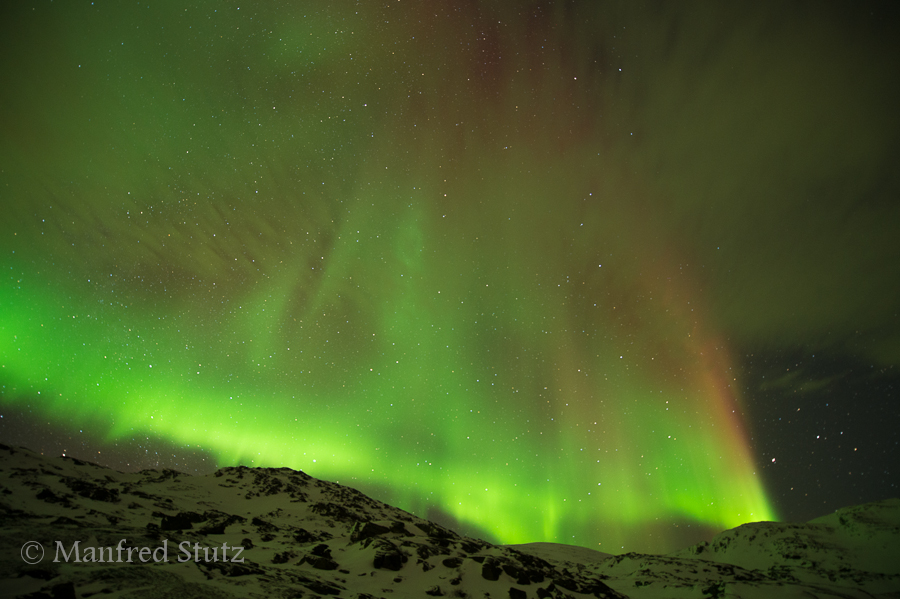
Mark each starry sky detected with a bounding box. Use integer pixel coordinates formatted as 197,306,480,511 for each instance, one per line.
1,1,899,554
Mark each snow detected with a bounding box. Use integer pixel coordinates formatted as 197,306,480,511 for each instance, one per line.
0,443,897,599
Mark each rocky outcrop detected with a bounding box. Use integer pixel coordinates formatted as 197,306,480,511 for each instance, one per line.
0,444,897,599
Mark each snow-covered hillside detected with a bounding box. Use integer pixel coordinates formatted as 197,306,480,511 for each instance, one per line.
0,444,897,598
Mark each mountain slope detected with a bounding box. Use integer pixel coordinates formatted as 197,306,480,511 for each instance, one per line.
0,444,897,599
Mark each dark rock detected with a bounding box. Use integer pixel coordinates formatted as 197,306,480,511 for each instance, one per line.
299,577,343,595
482,558,503,581
310,501,358,523
65,478,120,503
240,538,254,550
350,520,391,543
503,563,522,580
0,503,37,524
430,537,452,549
160,511,205,531
703,582,726,598
311,543,332,558
288,488,309,502
289,470,312,483
525,569,545,584
20,581,76,599
214,465,250,479
255,473,284,495
509,588,527,599
36,488,69,505
425,585,444,596
198,513,245,535
273,550,296,564
417,521,457,540
553,573,628,598
442,557,464,568
22,568,56,581
294,527,316,543
303,555,340,570
417,543,450,560
584,579,626,598
123,488,152,501
390,520,412,535
460,540,485,553
372,540,406,571
137,469,182,483
251,516,279,533
511,550,553,572
553,576,579,593
197,559,264,577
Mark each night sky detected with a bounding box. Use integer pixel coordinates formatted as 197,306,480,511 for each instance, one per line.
2,1,899,554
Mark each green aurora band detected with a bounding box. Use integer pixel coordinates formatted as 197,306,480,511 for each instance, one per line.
6,2,896,552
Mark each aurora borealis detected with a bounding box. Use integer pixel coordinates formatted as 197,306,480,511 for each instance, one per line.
2,2,899,554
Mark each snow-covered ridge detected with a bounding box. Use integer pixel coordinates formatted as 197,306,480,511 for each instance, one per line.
0,443,897,598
